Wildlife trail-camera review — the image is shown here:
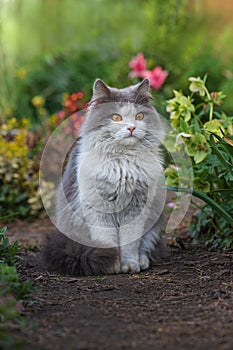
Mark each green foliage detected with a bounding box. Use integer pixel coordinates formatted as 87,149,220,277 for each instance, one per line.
165,76,233,249
0,226,31,349
142,0,190,63
0,0,144,118
0,0,144,63
0,227,31,301
13,50,117,122
0,118,54,218
190,205,233,250
0,264,32,301
0,226,19,265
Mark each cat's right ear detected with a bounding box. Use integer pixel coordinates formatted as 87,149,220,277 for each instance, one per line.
92,79,111,104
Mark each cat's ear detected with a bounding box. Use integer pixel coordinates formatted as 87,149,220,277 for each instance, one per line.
136,78,150,93
134,78,153,106
92,79,111,103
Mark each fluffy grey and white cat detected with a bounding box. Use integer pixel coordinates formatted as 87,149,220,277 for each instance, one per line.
42,78,166,276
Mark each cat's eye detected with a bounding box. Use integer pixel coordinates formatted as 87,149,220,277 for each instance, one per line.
135,113,144,121
111,114,122,122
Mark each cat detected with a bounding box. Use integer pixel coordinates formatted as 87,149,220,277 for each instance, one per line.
41,78,166,276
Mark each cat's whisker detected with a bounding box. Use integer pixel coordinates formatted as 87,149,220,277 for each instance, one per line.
141,136,155,149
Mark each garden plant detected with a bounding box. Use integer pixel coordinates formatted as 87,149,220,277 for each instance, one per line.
164,76,233,249
0,226,32,349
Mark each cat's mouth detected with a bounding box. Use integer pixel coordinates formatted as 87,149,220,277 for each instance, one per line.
120,135,139,145
112,130,143,145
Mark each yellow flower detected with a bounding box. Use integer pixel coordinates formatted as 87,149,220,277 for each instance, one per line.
31,95,45,108
21,118,29,128
7,117,17,130
0,117,46,217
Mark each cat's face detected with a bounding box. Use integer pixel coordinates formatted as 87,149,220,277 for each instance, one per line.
81,79,164,151
108,103,148,146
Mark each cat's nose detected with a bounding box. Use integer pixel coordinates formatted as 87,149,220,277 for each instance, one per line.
127,126,136,134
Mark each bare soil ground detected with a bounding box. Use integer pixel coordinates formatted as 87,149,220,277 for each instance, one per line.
6,216,233,350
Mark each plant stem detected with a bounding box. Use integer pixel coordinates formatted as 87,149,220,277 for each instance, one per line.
204,86,213,121
209,102,214,121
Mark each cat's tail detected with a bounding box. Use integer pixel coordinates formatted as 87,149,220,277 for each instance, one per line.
40,231,118,276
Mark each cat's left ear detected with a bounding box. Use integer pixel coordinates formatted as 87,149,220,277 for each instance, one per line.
136,78,150,93
134,78,153,106
92,79,111,104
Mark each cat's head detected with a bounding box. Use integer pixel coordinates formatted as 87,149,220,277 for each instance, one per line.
80,79,164,152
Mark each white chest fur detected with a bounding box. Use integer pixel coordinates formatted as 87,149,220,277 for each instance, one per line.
77,144,163,213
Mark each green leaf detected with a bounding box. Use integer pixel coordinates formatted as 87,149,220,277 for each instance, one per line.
194,150,207,163
204,120,223,136
0,226,7,235
211,132,233,156
167,186,233,228
180,118,189,133
0,213,19,220
209,134,233,176
194,178,210,192
212,188,233,194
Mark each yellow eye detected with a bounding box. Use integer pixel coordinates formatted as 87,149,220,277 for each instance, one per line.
111,114,122,122
135,113,144,121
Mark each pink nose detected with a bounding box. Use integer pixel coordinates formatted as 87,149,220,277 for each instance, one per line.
128,126,136,134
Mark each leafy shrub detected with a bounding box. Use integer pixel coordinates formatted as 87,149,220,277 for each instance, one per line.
0,87,88,220
0,226,19,265
0,117,54,218
0,226,31,349
165,76,233,249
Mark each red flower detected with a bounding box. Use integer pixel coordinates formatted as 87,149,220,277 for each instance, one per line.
70,92,85,101
64,91,86,114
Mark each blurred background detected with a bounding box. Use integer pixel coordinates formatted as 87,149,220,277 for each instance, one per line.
0,0,233,219
0,0,233,118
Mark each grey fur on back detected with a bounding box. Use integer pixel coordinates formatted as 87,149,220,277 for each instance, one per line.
41,78,166,276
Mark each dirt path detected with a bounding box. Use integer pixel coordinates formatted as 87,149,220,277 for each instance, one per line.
8,217,232,350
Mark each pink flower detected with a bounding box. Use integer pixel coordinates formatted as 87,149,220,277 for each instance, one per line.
128,53,168,90
129,53,147,78
140,70,152,79
147,66,168,90
167,202,175,209
57,110,66,120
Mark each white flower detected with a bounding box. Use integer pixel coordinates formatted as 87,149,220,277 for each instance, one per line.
176,132,191,144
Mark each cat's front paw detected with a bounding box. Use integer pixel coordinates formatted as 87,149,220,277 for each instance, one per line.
106,260,121,274
139,254,150,271
121,260,140,274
